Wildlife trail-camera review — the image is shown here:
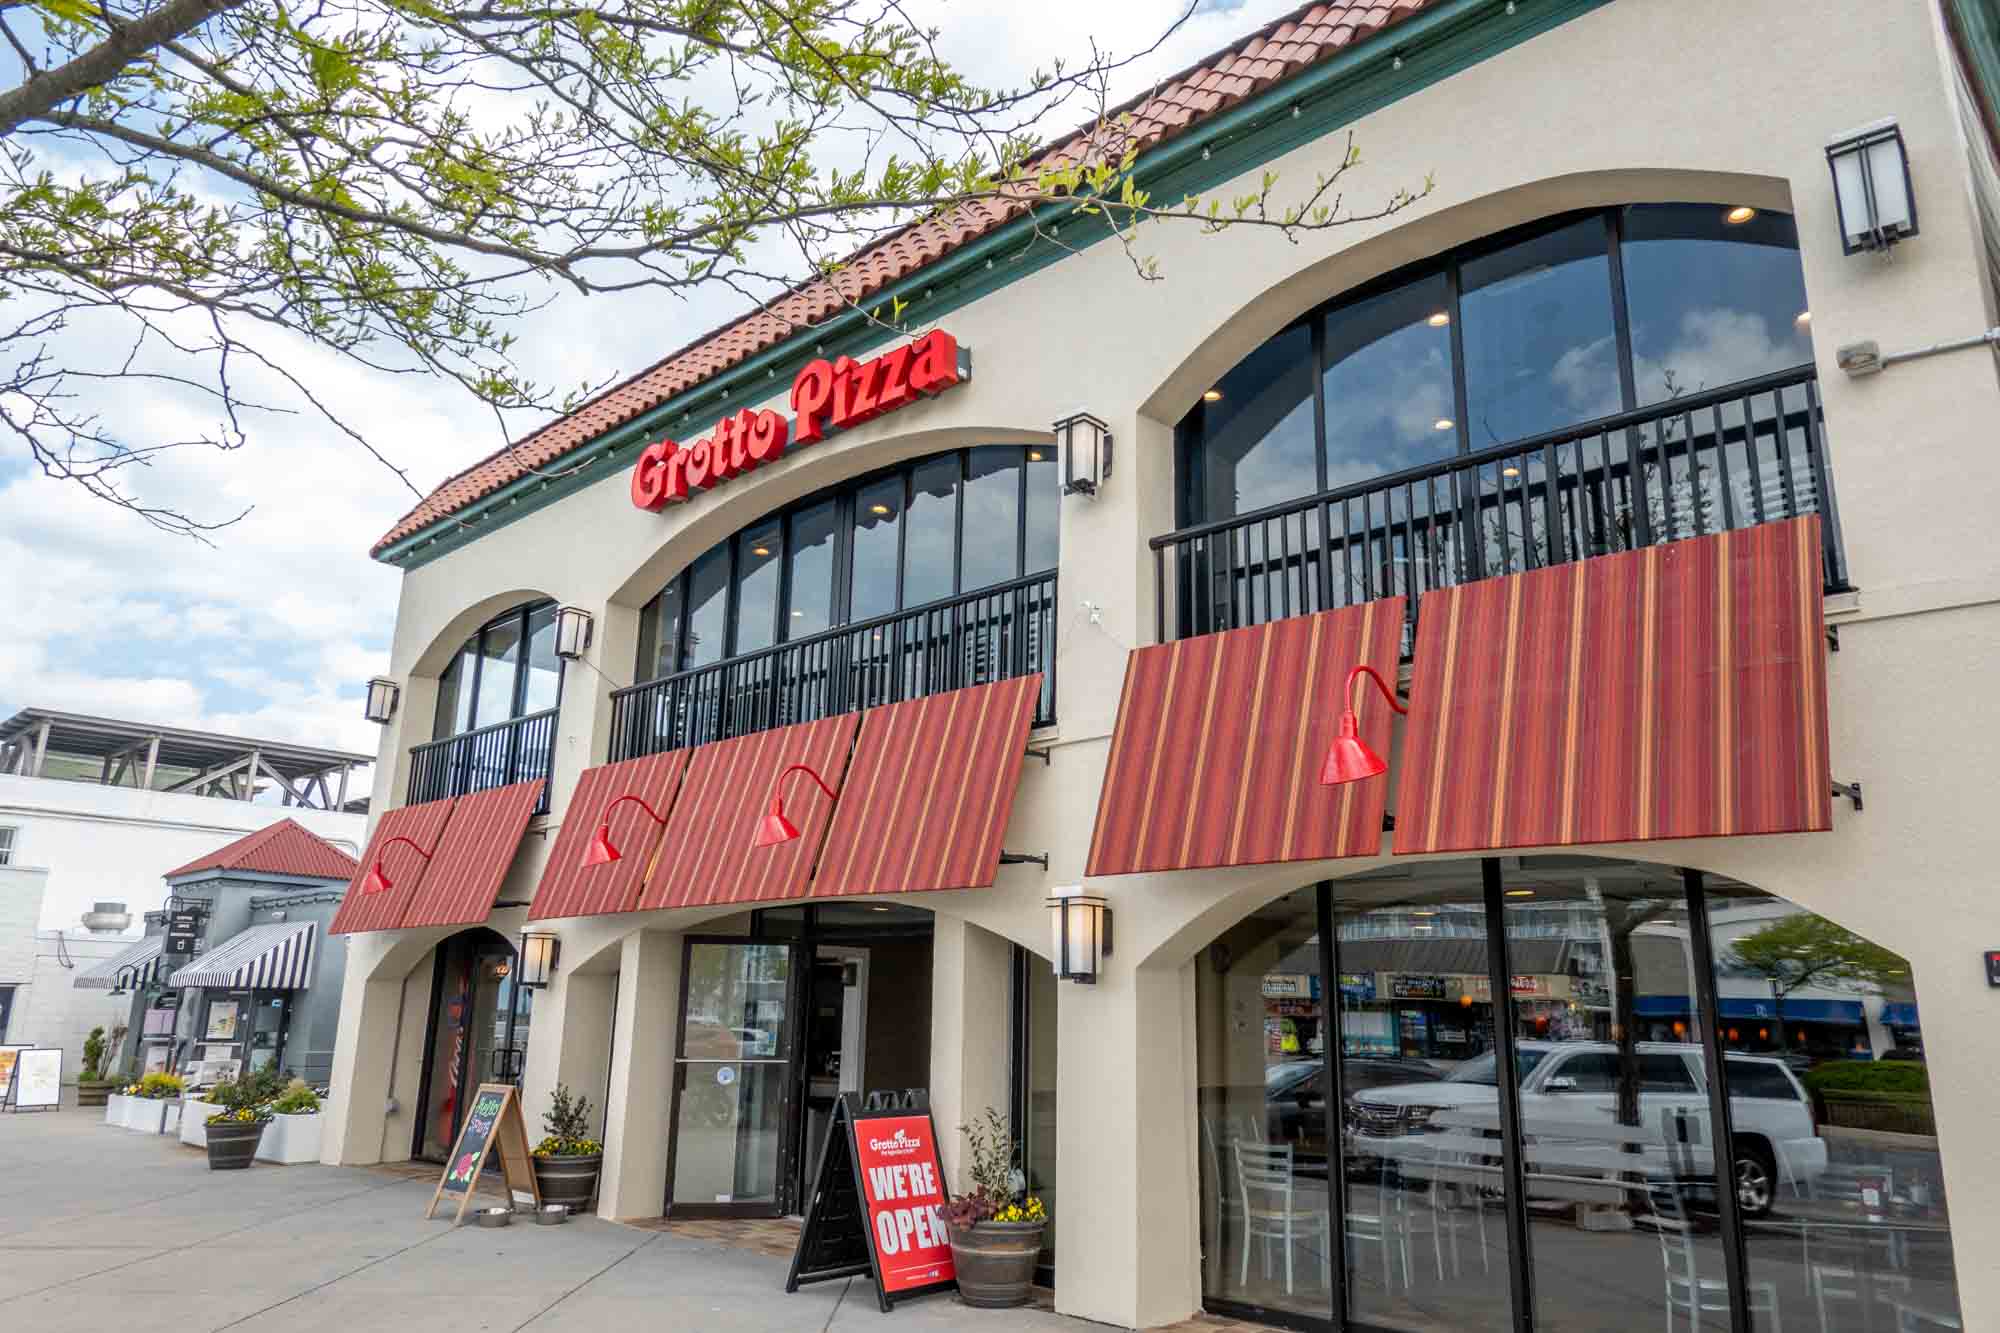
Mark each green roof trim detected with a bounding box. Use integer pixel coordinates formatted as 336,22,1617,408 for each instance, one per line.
378,0,1606,570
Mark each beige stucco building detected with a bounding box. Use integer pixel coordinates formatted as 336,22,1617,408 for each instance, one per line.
322,2,2000,1330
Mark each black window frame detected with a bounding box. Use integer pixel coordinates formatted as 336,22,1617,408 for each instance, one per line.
637,445,1057,684
432,599,563,739
1175,203,1812,529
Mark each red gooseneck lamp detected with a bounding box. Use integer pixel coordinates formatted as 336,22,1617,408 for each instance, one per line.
1319,665,1407,786
581,793,670,867
360,834,437,894
755,763,840,847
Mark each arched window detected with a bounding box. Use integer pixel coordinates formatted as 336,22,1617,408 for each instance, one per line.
411,600,562,808
1178,204,1814,525
635,445,1059,680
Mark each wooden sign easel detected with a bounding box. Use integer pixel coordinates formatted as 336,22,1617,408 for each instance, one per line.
425,1082,541,1223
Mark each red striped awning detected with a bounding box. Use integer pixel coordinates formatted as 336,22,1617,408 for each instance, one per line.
1085,602,1404,876
526,752,689,921
1393,517,1830,855
637,714,861,912
400,780,545,929
328,797,457,934
813,675,1042,897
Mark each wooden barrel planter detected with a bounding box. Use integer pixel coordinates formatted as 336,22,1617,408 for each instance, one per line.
205,1120,266,1170
948,1221,1045,1308
530,1154,601,1210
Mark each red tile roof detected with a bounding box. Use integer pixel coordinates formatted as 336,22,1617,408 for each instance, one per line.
373,0,1433,556
162,817,361,882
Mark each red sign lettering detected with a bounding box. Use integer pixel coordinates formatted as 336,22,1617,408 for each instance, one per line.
632,330,966,511
852,1114,955,1294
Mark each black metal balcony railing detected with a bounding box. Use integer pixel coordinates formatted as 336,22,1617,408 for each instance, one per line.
610,570,1058,762
407,707,558,812
1154,366,1847,648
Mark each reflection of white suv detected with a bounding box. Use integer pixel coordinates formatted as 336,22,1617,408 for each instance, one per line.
1349,1041,1826,1216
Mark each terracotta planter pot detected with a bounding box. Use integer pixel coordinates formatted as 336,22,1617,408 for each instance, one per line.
530,1154,601,1210
205,1119,267,1170
948,1220,1045,1308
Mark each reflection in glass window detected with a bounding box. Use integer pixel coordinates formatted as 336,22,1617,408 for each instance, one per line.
1322,273,1459,487
1460,217,1619,443
903,455,959,607
1199,323,1318,519
961,447,1022,590
786,501,837,639
683,545,729,670
473,613,523,726
1700,884,1960,1333
1622,205,1814,407
1025,446,1059,573
850,477,902,623
434,645,475,736
522,603,561,713
734,520,783,655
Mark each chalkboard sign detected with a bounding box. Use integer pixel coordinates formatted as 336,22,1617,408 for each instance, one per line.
425,1082,540,1223
786,1092,955,1312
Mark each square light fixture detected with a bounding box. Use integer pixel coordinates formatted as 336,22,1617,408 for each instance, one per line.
1054,411,1113,497
1826,118,1917,254
519,932,561,989
554,606,594,661
1048,885,1112,984
363,677,400,724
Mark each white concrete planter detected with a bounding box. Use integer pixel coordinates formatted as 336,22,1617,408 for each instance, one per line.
121,1097,167,1134
105,1092,131,1127
181,1100,221,1148
255,1112,323,1164
161,1102,182,1135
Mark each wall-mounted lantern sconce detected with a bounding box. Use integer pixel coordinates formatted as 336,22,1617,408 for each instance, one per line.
754,763,841,848
581,793,670,867
1826,118,1917,254
360,834,437,894
1319,665,1408,785
363,677,400,724
519,932,561,989
1048,885,1112,984
554,606,595,661
1055,411,1113,497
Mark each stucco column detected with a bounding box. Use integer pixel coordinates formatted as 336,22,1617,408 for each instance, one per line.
596,926,681,1219
928,916,1012,1192
321,936,402,1165
1054,954,1201,1329
517,919,632,1139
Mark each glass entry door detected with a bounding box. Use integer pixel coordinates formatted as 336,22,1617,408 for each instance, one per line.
666,939,801,1217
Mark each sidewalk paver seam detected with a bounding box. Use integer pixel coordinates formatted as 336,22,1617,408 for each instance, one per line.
505,1230,663,1333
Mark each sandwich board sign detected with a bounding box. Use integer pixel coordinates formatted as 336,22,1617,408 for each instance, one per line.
425,1082,540,1223
0,1046,26,1107
10,1049,62,1111
786,1092,955,1312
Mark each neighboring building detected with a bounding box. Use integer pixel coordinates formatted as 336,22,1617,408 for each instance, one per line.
74,819,357,1084
322,4,2000,1333
0,709,371,931
0,867,130,1081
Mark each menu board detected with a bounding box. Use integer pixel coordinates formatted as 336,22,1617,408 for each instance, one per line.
13,1049,61,1110
425,1083,539,1223
0,1046,26,1104
205,1000,240,1040
787,1094,956,1312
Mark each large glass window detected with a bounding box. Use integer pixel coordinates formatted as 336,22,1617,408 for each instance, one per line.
1178,204,1816,529
431,600,561,737
638,445,1059,683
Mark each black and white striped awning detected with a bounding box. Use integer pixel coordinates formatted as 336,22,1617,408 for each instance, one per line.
74,935,168,990
168,921,318,990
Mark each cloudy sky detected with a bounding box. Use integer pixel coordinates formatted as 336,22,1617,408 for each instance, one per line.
0,0,1305,768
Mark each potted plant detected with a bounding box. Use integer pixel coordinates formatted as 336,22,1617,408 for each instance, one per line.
941,1108,1047,1309
203,1069,282,1169
256,1080,326,1165
529,1084,602,1210
77,1028,116,1108
117,1072,184,1132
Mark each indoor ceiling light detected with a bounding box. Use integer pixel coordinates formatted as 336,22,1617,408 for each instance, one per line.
1725,205,1757,225
791,610,804,617
870,503,891,516
1502,464,1521,478
1505,888,1535,898
1795,310,1811,327
1434,418,1454,431
1203,388,1223,402
752,545,770,556
1426,311,1450,327
1028,450,1043,461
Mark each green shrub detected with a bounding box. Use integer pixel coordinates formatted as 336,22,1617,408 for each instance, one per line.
1803,1060,1929,1095
271,1079,320,1115
533,1084,600,1157
82,1028,107,1080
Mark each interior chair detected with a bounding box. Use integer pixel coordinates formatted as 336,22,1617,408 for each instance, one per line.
1812,1263,1911,1333
1234,1140,1332,1297
1656,1190,1783,1333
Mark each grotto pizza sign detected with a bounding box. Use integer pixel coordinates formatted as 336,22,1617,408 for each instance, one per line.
630,329,969,511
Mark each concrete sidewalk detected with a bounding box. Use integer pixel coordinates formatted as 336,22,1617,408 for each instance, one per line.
0,1110,1206,1332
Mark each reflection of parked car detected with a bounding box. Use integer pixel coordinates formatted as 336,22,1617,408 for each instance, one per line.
1266,1056,1442,1145
682,1022,776,1059
1349,1041,1825,1217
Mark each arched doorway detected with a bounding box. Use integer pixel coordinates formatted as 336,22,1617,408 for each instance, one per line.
1194,856,1960,1332
413,926,523,1162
